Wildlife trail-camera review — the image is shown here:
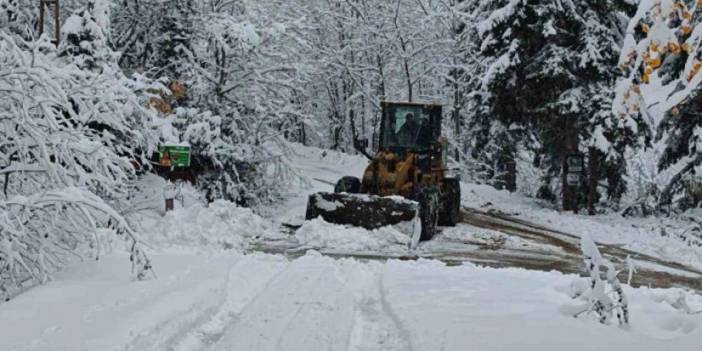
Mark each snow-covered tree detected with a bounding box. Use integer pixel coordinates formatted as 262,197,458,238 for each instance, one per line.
571,234,629,325
431,0,486,164
0,0,92,41
0,31,156,299
112,0,194,77
59,0,115,71
0,0,37,39
111,0,308,206
472,0,632,208
615,0,702,212
153,0,195,79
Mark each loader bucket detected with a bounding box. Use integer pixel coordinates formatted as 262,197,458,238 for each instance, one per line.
305,192,421,248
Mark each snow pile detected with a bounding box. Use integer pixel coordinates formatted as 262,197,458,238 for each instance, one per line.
142,200,280,250
129,174,286,252
313,196,344,211
124,173,205,216
383,258,702,351
294,218,413,253
647,289,702,315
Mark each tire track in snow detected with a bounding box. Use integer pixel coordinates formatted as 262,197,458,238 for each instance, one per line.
270,283,324,351
169,254,289,351
346,270,409,351
208,254,357,351
123,299,223,351
120,253,413,351
378,267,415,351
122,258,240,351
121,254,288,351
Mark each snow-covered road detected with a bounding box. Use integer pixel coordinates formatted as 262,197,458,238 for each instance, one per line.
2,144,702,351
3,251,702,351
258,145,702,291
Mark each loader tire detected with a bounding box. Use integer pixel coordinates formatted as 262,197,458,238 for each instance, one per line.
439,178,461,226
416,184,440,241
334,176,361,194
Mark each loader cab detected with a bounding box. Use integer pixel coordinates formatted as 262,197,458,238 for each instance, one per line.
379,101,442,154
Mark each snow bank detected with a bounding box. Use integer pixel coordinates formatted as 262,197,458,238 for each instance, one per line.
127,173,286,252
141,200,281,250
294,218,413,253
382,259,702,351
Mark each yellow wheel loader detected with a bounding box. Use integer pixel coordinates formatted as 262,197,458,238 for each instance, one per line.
305,101,461,241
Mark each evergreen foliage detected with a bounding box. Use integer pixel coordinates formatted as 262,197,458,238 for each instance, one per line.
615,0,702,211
472,0,631,205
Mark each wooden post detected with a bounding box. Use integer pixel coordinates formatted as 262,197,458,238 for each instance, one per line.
38,0,60,46
165,198,175,212
163,182,177,213
586,147,600,215
563,153,584,213
38,1,44,35
53,0,60,45
561,117,582,213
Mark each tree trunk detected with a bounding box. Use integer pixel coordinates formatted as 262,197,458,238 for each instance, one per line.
586,147,601,215
561,117,580,213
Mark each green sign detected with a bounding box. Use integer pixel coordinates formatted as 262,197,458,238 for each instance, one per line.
159,145,191,168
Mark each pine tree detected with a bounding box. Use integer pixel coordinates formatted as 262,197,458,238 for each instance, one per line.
59,0,114,71
112,0,196,78
153,0,196,79
449,0,515,189
472,0,632,209
615,0,702,211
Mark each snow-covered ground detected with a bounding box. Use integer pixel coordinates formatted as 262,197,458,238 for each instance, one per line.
461,182,702,271
3,250,701,351
2,143,702,351
268,144,702,267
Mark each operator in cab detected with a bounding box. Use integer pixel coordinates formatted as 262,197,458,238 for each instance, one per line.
394,112,431,147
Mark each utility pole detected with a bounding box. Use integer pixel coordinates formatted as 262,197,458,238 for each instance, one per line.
38,0,60,46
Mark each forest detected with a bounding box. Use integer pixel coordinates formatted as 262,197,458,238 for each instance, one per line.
1,0,701,294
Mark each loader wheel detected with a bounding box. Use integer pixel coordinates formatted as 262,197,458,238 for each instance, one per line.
334,176,361,193
416,185,440,241
439,178,461,226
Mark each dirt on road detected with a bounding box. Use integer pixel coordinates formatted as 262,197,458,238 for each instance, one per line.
459,207,702,291
271,207,702,292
